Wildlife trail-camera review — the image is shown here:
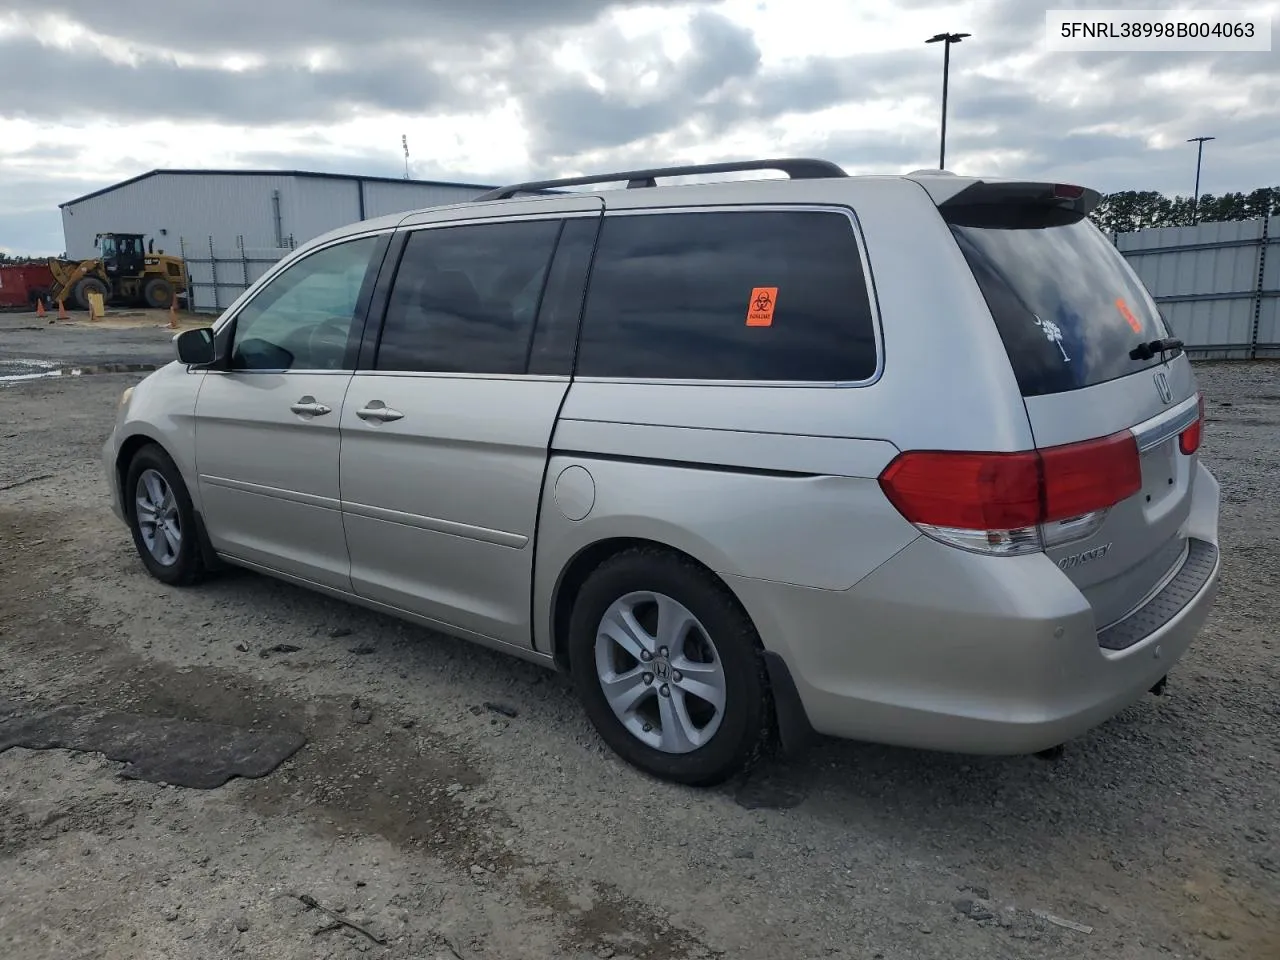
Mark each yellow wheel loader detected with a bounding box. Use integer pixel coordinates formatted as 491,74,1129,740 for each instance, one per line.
47,233,188,311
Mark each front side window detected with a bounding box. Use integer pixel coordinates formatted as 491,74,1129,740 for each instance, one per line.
575,210,879,382
230,236,379,371
375,219,562,374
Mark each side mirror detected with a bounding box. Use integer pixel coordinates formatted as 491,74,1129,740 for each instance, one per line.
174,327,216,366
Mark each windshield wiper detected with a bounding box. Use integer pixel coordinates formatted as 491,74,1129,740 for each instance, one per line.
1129,336,1184,361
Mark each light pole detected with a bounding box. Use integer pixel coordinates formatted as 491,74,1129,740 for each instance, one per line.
1187,136,1214,224
926,32,970,170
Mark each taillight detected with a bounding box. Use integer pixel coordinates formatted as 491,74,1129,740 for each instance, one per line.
1179,393,1204,455
878,431,1141,556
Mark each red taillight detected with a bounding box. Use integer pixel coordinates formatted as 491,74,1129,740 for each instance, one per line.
879,431,1141,532
1179,393,1204,455
1040,430,1142,519
1053,183,1086,200
877,450,1042,529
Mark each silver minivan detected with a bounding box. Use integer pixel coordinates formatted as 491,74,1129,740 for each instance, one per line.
103,159,1221,785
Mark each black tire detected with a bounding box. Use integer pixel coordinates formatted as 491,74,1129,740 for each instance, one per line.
123,444,207,587
143,277,174,309
72,276,109,311
568,547,771,786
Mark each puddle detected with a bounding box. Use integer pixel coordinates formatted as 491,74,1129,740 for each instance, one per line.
0,359,158,384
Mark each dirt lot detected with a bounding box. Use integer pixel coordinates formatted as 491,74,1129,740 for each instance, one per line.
1,320,1277,960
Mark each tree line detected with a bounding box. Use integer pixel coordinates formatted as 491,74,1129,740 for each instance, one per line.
1090,186,1280,234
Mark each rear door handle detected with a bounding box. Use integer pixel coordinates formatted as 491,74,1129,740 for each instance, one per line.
290,396,332,417
356,401,404,423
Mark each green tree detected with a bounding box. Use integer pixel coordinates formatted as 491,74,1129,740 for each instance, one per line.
1092,184,1280,233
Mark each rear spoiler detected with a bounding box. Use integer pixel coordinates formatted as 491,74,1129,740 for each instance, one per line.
938,180,1102,218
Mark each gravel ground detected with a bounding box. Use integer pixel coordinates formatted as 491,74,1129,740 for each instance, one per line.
1,320,1277,960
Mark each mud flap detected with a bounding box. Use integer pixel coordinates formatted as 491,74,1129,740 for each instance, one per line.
762,651,818,757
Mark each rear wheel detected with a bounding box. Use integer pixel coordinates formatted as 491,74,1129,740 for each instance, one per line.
143,277,174,309
72,276,109,311
568,548,770,786
124,445,207,586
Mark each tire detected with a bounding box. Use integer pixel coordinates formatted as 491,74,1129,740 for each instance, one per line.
143,277,174,309
124,445,207,586
568,547,771,786
72,276,109,311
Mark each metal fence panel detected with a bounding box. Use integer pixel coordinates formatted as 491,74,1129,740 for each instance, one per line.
179,235,293,314
1114,215,1277,358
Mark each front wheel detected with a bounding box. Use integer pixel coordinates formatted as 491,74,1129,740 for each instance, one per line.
72,276,109,311
568,548,771,786
124,445,207,586
143,277,174,309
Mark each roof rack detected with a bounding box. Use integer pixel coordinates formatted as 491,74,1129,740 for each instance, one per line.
473,158,847,202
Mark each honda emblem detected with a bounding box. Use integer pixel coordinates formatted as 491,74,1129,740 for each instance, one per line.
1154,371,1173,404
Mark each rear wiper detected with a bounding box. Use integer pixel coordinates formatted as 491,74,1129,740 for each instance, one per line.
1129,337,1184,361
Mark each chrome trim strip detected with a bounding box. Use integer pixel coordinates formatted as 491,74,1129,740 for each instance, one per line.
1131,394,1200,452
340,500,528,548
199,474,341,511
349,371,569,383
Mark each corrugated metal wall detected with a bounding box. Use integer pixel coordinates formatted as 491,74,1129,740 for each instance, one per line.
1115,216,1278,358
62,173,299,260
60,171,489,311
61,172,486,262
361,180,479,219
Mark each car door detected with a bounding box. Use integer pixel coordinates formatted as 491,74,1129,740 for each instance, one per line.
195,232,387,590
339,201,602,646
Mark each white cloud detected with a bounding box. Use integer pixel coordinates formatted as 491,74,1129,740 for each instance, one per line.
1,0,1278,254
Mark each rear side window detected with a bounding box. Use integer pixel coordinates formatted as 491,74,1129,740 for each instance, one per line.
575,210,878,382
948,211,1170,397
376,219,561,374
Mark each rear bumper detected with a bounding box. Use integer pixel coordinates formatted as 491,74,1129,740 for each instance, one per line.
728,462,1222,755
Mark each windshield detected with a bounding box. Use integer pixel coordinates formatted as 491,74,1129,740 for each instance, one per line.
949,213,1171,397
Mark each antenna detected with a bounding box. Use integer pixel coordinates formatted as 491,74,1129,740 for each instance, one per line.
402,134,410,180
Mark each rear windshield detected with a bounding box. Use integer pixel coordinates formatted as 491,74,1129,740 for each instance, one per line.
948,210,1170,397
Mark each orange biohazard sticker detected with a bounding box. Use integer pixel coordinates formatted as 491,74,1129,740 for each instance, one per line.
1115,297,1143,334
746,287,778,327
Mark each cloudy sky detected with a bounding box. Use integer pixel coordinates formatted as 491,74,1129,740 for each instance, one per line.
1,0,1276,254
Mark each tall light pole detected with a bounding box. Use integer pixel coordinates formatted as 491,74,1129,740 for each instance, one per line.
1187,136,1214,224
926,32,970,170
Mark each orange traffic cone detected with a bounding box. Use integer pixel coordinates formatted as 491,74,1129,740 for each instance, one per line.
57,299,69,320
35,298,46,319
168,300,178,329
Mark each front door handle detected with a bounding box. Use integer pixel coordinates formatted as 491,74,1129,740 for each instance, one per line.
356,400,404,423
290,396,332,417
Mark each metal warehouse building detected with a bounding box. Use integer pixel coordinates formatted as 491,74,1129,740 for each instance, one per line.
59,169,498,311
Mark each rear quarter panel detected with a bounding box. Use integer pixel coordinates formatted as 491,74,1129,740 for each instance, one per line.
531,430,919,657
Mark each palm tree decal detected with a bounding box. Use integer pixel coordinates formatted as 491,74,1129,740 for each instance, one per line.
1034,315,1071,362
